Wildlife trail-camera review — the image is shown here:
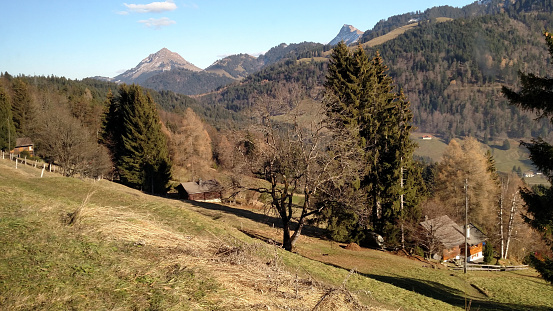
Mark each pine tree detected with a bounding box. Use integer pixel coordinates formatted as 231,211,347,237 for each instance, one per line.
502,31,553,284
99,90,124,168
101,85,172,194
10,78,35,136
324,43,423,245
0,87,16,151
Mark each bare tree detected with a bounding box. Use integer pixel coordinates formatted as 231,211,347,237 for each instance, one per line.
34,105,111,178
237,92,362,252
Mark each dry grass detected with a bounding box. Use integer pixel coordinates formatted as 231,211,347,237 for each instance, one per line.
3,158,552,310
0,159,386,310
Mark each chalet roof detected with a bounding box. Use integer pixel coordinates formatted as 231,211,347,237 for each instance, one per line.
177,180,222,194
15,137,33,147
420,215,486,248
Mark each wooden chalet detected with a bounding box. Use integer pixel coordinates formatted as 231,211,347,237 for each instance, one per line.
420,215,487,262
11,137,34,157
176,180,223,202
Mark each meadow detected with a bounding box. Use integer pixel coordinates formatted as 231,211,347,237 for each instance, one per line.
1,158,552,310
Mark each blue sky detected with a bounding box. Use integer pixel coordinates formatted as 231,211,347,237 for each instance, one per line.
1,0,476,80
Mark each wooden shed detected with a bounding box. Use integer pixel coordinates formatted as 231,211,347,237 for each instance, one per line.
176,180,223,202
12,137,34,156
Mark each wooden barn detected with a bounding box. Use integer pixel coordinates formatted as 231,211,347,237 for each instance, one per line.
176,180,223,202
420,215,487,262
11,137,34,157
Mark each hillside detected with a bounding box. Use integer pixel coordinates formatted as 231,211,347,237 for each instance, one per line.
200,7,553,143
2,158,553,310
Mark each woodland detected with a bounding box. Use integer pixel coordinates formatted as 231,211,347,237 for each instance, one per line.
1,0,553,287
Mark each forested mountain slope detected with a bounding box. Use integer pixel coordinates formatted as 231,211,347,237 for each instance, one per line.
372,11,553,140
201,8,553,141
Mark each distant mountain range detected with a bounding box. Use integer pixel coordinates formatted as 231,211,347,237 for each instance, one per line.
92,22,365,95
97,41,325,95
91,0,553,143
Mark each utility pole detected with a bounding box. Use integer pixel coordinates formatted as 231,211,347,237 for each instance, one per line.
7,116,10,153
400,159,405,249
464,178,468,274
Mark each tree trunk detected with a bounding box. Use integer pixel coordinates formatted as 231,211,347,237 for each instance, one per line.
282,221,293,251
499,192,505,259
505,191,518,259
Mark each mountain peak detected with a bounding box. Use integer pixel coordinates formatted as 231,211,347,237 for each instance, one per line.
328,24,364,46
114,48,201,84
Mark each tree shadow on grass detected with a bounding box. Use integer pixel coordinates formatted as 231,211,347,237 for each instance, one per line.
183,200,327,239
361,272,551,311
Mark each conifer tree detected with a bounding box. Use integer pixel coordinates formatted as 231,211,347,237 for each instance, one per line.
0,87,16,151
502,31,553,284
11,78,35,136
101,85,172,194
324,42,423,245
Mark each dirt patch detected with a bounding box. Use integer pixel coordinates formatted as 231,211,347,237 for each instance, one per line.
345,242,362,251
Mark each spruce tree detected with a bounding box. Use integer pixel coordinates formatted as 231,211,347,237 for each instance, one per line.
324,43,423,245
0,87,16,151
502,31,553,284
10,78,34,136
101,85,172,194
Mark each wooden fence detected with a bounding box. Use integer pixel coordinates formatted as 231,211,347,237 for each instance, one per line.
1,150,58,177
452,263,529,271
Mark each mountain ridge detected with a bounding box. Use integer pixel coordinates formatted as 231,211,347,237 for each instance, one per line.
113,48,202,84
328,24,364,46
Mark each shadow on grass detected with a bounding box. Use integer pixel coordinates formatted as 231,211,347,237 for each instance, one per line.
184,200,327,239
361,272,551,311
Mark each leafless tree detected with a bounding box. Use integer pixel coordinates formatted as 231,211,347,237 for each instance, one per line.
236,92,362,252
34,105,111,178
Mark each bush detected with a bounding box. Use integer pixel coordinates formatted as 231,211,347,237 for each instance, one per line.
484,241,494,264
502,139,511,150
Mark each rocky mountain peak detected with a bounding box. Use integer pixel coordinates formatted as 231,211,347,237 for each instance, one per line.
328,24,364,46
114,48,201,84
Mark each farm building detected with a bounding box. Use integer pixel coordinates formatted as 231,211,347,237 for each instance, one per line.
176,180,223,202
11,137,34,157
420,215,487,262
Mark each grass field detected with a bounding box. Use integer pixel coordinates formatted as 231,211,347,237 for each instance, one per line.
413,134,549,185
1,158,552,310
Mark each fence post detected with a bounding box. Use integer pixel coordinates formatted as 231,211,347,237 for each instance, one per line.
41,165,45,178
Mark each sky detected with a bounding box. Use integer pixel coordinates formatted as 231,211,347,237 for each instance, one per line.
1,0,476,80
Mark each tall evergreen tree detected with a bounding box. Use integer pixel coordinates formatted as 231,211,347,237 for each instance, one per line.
101,85,172,194
10,78,35,136
324,42,423,245
502,31,553,284
0,87,16,151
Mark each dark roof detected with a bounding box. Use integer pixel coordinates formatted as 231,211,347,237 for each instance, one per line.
15,137,33,147
420,215,486,248
177,180,222,194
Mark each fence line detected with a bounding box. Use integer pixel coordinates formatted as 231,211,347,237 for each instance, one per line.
452,264,529,271
1,151,58,176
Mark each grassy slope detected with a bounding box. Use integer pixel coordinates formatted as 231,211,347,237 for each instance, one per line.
1,159,552,310
362,18,453,48
413,134,549,185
